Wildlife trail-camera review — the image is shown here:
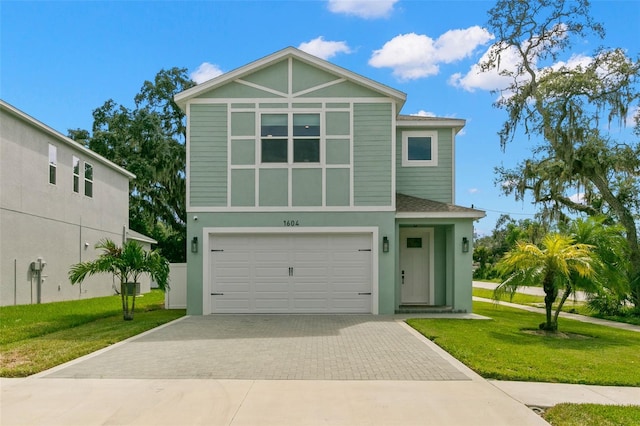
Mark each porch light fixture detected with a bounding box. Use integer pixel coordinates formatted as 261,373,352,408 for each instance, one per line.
382,236,389,253
191,236,198,253
462,237,469,253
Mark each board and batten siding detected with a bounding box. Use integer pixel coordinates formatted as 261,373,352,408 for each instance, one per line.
395,128,453,203
353,103,393,206
189,104,228,207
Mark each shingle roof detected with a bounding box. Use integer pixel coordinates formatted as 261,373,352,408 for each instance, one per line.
396,193,485,218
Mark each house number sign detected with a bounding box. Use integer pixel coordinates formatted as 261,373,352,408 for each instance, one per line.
283,219,300,226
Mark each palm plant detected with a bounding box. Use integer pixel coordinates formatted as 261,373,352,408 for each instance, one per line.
69,239,170,320
496,234,597,331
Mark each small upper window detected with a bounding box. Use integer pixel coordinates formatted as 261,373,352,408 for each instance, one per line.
84,162,93,197
402,131,438,167
48,144,57,184
72,156,80,193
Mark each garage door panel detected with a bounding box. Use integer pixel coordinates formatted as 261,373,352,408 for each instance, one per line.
210,233,372,313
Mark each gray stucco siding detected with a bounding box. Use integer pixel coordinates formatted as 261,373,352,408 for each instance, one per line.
189,104,228,207
353,103,393,206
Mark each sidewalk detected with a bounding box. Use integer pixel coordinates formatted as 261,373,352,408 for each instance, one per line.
473,281,640,333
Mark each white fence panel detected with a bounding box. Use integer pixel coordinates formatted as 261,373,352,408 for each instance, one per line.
166,263,187,309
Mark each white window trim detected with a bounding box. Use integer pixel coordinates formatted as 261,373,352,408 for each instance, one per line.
72,155,80,193
84,161,94,198
402,130,438,167
48,144,57,185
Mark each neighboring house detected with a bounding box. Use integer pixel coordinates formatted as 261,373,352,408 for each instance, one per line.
175,47,485,315
0,100,154,305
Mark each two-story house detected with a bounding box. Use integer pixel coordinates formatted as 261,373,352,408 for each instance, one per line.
0,100,154,306
175,47,484,315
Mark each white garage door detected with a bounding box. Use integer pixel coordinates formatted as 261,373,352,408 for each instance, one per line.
209,233,372,313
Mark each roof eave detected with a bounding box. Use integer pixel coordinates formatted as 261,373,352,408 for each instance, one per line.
396,212,486,219
174,47,407,111
0,100,136,180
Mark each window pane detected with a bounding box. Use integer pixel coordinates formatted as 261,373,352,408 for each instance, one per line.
261,114,288,137
408,137,431,161
294,139,319,163
48,144,56,184
261,139,288,163
407,238,422,248
293,114,320,136
74,176,79,193
84,163,93,180
73,156,80,175
85,180,93,198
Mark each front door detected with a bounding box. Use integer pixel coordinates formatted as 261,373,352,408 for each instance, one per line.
400,228,433,304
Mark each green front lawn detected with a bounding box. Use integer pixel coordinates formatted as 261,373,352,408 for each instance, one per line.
472,287,640,326
408,301,640,386
543,404,640,426
0,290,185,377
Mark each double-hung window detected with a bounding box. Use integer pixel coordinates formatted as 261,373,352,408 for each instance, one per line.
84,162,93,197
261,113,320,163
402,131,438,167
48,144,57,184
72,156,80,193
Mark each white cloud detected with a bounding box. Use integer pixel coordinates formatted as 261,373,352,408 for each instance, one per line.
327,0,398,19
468,188,479,194
298,37,352,60
410,110,436,117
369,27,494,80
569,192,586,204
190,62,224,84
449,43,521,92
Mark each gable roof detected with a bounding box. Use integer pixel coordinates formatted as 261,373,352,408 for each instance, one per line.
0,100,135,180
396,193,485,219
174,47,407,111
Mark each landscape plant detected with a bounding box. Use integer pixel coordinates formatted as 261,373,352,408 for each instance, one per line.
496,233,596,331
69,239,170,320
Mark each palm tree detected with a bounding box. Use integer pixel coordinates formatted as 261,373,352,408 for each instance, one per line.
69,239,170,320
496,234,597,331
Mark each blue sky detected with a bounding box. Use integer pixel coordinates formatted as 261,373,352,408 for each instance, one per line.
2,0,638,235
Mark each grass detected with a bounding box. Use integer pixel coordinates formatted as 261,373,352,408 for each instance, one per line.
407,301,640,386
0,290,185,377
543,403,640,426
472,287,640,326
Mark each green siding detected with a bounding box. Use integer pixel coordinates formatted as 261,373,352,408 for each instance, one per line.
300,81,383,98
260,103,288,109
293,103,322,108
326,112,350,135
327,103,350,108
326,168,350,206
230,169,255,206
231,112,255,136
259,169,288,206
292,59,340,93
231,103,255,109
190,104,227,206
199,82,284,99
353,103,392,206
231,140,255,165
292,168,322,206
326,139,350,164
395,128,453,203
241,59,289,94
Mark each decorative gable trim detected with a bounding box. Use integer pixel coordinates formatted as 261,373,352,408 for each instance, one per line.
175,47,406,111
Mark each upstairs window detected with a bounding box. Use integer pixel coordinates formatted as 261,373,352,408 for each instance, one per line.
84,162,93,197
402,131,438,167
72,156,80,193
261,113,321,164
48,144,57,184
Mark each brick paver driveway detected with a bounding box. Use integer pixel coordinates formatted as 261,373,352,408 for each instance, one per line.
45,315,470,381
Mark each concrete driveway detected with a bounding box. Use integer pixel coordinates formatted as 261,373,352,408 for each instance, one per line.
1,315,549,425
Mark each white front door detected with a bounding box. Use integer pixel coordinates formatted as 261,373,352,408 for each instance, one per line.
399,228,433,304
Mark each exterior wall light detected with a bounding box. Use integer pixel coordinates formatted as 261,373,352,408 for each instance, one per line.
382,236,389,253
462,237,469,253
191,236,198,253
